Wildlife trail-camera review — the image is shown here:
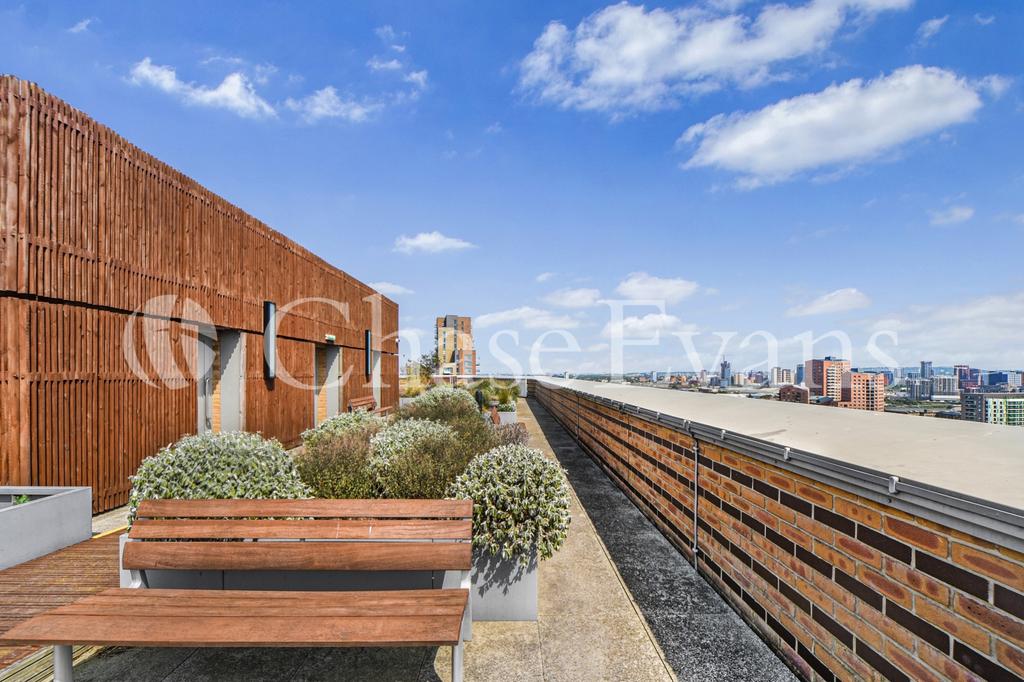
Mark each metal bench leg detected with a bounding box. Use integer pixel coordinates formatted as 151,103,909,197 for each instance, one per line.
451,642,464,682
53,645,73,682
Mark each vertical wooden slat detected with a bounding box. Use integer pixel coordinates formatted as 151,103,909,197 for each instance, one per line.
0,76,399,510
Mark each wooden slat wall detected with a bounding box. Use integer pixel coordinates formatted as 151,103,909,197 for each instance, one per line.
0,76,399,511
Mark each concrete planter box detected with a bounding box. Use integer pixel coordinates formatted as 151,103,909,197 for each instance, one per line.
497,410,518,425
0,487,92,570
399,397,415,408
470,549,538,621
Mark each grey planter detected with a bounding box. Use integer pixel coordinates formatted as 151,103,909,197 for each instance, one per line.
0,487,92,570
400,397,415,407
498,411,518,425
470,549,538,621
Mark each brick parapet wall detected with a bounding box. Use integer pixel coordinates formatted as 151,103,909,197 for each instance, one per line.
532,381,1024,682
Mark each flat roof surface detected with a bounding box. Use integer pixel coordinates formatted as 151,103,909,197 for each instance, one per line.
539,378,1024,511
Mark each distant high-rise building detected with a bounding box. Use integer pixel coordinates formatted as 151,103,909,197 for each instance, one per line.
920,361,933,380
720,359,732,385
795,364,805,385
842,372,886,411
987,372,1010,386
435,314,477,376
770,367,794,386
954,364,971,387
805,357,850,400
906,378,931,401
962,392,1024,426
931,375,959,399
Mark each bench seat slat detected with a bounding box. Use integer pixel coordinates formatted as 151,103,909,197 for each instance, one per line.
0,588,469,647
136,499,472,520
1,614,464,648
54,592,466,618
123,541,472,572
129,519,472,540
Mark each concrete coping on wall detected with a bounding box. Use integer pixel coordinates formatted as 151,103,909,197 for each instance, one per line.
534,378,1024,553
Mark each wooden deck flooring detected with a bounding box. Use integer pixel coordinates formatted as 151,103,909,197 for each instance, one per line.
0,533,120,674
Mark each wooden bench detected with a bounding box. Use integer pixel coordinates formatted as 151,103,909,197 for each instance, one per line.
0,499,473,682
348,395,377,412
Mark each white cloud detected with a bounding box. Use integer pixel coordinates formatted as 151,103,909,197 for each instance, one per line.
865,292,1024,367
284,86,379,123
476,306,579,329
519,0,910,115
543,288,602,308
403,70,429,90
370,281,414,296
375,25,399,42
367,56,402,71
786,287,871,317
394,231,475,254
130,58,276,119
535,272,555,283
68,18,94,33
977,75,1012,98
615,272,699,303
916,16,948,45
485,122,504,134
681,66,987,186
929,205,974,226
602,313,696,337
974,13,995,26
586,342,610,352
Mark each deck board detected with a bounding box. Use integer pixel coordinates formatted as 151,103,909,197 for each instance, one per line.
0,534,120,673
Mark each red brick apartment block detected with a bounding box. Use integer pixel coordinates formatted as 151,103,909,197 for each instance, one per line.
532,380,1024,682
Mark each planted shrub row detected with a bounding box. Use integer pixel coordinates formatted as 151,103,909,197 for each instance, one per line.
129,386,569,564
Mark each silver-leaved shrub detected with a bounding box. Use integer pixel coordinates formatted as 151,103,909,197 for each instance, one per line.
127,431,310,525
369,418,457,495
409,385,479,413
449,444,571,566
301,410,386,451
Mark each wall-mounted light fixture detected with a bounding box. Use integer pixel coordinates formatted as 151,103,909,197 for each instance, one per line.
325,333,336,343
364,329,372,378
263,301,277,380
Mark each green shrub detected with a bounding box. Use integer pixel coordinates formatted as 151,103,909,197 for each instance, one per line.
494,422,529,447
128,431,310,525
399,385,480,422
370,419,458,497
497,402,516,412
301,411,386,451
295,424,380,499
447,413,501,457
449,444,571,566
374,431,475,499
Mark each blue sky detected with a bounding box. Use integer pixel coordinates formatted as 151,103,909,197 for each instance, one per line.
3,1,1022,374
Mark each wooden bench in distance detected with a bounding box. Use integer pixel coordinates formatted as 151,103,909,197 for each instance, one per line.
0,499,474,682
348,395,377,412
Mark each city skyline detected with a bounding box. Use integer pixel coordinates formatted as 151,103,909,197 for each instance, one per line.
4,1,1021,374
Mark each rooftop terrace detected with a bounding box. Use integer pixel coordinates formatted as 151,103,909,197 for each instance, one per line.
0,398,799,682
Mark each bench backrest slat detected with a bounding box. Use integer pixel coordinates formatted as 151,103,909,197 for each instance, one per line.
123,541,472,572
136,499,471,519
127,499,474,573
130,519,472,541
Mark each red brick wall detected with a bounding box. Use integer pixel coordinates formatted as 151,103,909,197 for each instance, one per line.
533,382,1024,682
